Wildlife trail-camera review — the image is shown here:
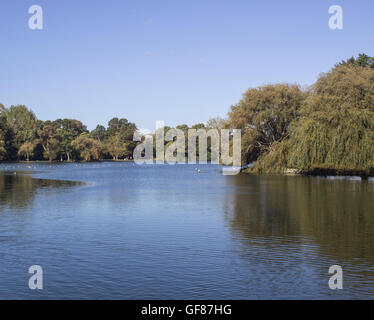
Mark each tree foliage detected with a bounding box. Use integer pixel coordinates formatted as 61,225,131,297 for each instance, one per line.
0,111,15,160
72,135,103,161
206,117,226,130
53,119,88,161
337,53,374,68
227,84,306,164
18,142,35,161
0,104,138,162
103,117,137,160
4,105,37,150
37,123,61,162
250,54,374,175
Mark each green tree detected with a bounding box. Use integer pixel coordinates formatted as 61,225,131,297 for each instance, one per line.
37,123,61,161
4,105,37,153
227,84,306,165
106,117,131,137
355,53,374,68
191,123,205,130
106,133,125,160
53,119,88,161
337,53,374,68
252,57,374,174
285,63,374,174
0,108,15,160
90,125,106,142
0,140,6,160
206,117,226,129
176,124,189,133
72,135,103,161
105,117,137,159
18,142,35,161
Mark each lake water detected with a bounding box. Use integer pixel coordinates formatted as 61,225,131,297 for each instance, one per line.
0,162,373,299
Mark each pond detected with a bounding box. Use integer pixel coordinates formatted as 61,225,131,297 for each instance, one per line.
0,162,373,299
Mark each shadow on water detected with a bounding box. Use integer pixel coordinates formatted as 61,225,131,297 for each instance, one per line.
0,171,84,211
225,174,374,265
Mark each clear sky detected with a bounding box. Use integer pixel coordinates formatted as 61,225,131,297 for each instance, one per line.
1,0,373,130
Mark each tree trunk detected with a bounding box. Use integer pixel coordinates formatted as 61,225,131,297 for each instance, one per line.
67,153,70,162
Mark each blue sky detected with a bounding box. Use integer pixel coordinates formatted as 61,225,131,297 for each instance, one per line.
1,0,373,130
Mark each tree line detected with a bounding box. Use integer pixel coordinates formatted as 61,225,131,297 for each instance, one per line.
226,53,374,175
0,104,222,162
0,106,138,162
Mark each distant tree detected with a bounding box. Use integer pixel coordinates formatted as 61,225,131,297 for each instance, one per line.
54,118,87,134
206,117,226,129
0,115,6,159
18,142,35,161
354,53,374,67
123,141,135,159
4,105,37,153
90,125,106,142
37,123,61,161
0,140,6,160
53,119,88,161
106,133,125,160
0,110,15,160
57,129,73,161
337,53,374,68
105,117,137,159
107,117,130,137
176,124,189,133
0,104,141,162
191,123,205,130
72,135,103,161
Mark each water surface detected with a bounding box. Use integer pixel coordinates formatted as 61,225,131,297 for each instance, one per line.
0,162,373,299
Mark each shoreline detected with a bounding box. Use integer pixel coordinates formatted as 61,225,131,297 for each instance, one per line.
1,161,373,178
0,159,134,164
243,167,374,178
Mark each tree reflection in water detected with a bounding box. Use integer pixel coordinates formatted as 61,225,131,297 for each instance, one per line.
0,172,84,211
224,174,374,266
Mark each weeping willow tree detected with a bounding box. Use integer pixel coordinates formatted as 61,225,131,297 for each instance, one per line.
227,84,307,165
252,58,374,175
